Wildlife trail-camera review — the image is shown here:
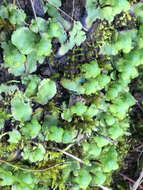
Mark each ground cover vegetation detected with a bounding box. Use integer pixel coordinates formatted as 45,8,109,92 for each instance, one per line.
0,0,143,189
111,66,143,190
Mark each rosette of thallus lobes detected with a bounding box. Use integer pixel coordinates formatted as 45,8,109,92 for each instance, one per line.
0,0,143,189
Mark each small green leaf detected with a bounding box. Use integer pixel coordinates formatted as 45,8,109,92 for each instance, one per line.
48,21,62,38
45,125,64,142
101,147,119,172
13,172,35,190
11,91,32,121
69,22,86,46
22,144,45,162
0,108,10,129
91,171,106,185
62,130,76,143
8,5,26,25
61,77,85,94
97,74,111,87
35,34,52,56
26,51,44,73
21,119,41,139
0,84,17,95
132,3,143,23
11,27,37,55
58,21,86,56
74,169,92,189
104,114,115,126
0,168,32,189
31,144,46,162
82,142,101,157
30,17,48,33
0,5,8,19
123,93,136,107
107,88,119,100
81,60,101,79
26,52,37,73
2,42,26,76
70,102,87,116
85,1,99,29
35,79,57,104
61,108,72,122
94,136,109,148
108,124,124,139
114,32,132,53
8,129,21,144
83,79,100,95
84,104,99,118
25,75,40,97
0,171,14,186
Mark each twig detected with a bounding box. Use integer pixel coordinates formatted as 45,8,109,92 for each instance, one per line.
63,133,86,152
29,0,42,36
63,143,75,152
0,132,8,140
136,101,143,113
97,185,112,190
94,131,118,145
119,172,143,190
0,159,69,172
16,0,29,26
134,145,143,152
132,168,143,190
72,0,75,18
137,150,143,170
46,0,88,31
52,147,87,165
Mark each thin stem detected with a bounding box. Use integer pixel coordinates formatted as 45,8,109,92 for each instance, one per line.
72,0,75,18
29,0,42,36
47,0,88,31
119,172,143,190
52,147,87,165
94,131,117,145
0,132,8,140
0,159,69,172
96,185,111,190
132,168,143,190
136,101,143,113
16,0,29,26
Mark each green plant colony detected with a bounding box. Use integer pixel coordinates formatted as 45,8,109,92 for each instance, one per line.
0,0,142,189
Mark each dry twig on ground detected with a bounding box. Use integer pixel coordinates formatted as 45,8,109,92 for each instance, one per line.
119,172,143,190
132,168,143,190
